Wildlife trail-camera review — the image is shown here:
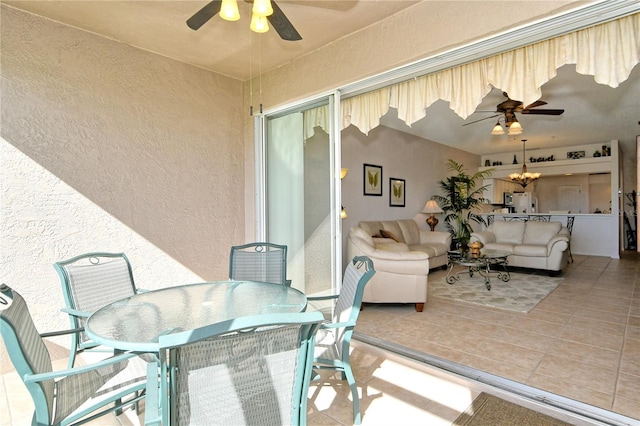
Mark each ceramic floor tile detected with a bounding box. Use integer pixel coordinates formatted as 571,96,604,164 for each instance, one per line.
547,339,621,369
533,354,617,394
614,372,640,403
558,325,625,350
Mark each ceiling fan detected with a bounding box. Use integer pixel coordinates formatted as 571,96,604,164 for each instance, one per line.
187,0,302,41
463,92,565,129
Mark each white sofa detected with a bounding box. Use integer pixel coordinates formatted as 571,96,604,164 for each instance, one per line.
347,220,451,312
470,220,570,274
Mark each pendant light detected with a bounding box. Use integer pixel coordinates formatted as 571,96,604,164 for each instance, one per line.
509,139,540,188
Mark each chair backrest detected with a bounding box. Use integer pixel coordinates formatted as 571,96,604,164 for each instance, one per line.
229,242,289,286
0,284,55,422
157,312,324,426
54,252,137,346
566,216,575,234
332,256,376,357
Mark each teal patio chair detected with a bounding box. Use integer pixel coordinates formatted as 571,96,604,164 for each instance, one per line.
229,242,291,286
144,311,324,426
308,256,375,425
54,252,144,367
0,284,147,426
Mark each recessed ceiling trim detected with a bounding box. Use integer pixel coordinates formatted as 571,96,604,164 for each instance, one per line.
340,0,640,99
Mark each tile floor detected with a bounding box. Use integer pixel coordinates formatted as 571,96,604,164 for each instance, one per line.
355,252,640,422
1,253,638,425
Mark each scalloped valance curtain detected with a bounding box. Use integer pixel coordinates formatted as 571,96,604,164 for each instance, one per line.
341,12,640,135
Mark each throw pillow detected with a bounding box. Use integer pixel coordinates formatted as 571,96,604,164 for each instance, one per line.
379,229,400,242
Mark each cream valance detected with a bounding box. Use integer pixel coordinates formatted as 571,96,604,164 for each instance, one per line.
342,12,640,135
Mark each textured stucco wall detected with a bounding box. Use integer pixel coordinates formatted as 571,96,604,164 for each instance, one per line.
1,5,244,360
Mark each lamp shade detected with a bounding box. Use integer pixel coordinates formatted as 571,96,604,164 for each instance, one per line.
491,121,505,135
250,13,269,33
508,120,523,135
220,0,241,21
422,200,443,214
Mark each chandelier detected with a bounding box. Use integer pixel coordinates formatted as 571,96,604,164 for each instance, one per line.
509,139,540,188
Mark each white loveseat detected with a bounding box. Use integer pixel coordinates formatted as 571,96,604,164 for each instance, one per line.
347,219,451,312
470,220,570,274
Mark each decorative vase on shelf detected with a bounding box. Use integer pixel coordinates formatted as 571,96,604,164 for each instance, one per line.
513,155,517,164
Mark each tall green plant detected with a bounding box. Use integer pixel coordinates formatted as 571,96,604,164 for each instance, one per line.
432,159,493,247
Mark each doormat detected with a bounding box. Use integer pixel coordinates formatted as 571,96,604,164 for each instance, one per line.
454,392,571,425
430,271,562,313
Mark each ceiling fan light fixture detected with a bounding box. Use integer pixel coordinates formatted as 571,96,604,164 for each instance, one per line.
491,121,505,135
220,0,240,21
250,13,270,33
508,120,523,135
252,0,274,17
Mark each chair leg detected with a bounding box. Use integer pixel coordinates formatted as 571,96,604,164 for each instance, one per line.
343,365,361,425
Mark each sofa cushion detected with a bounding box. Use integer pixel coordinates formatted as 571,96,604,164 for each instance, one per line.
513,244,549,257
350,226,374,246
397,219,421,245
523,221,562,245
374,241,410,252
491,221,525,244
380,221,405,243
482,242,516,254
410,242,449,257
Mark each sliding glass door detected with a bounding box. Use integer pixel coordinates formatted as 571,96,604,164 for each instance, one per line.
257,95,340,296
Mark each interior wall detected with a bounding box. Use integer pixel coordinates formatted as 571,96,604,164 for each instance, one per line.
341,124,479,265
0,6,245,343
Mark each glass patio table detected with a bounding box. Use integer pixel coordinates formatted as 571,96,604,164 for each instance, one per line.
85,280,307,353
446,249,511,291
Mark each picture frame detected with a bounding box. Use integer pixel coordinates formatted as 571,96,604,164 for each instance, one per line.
363,164,383,196
389,177,405,207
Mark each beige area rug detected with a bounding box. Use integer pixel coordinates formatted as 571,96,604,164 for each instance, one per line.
430,270,562,313
454,393,571,425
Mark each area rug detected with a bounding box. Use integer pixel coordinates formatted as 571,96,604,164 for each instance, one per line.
454,392,571,425
430,270,562,313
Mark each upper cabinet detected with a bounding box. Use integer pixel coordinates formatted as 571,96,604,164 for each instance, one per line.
482,178,522,204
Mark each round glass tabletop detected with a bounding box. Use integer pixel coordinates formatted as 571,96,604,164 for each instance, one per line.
85,280,307,352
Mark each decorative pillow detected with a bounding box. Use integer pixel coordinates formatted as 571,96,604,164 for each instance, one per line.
379,229,400,242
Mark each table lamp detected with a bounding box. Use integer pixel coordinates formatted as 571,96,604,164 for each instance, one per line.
422,200,443,231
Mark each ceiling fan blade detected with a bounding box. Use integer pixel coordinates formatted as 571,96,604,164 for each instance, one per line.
268,1,302,41
521,109,565,115
523,100,547,109
462,114,500,126
187,0,222,31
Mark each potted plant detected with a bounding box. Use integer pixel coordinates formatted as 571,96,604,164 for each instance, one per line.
432,159,493,250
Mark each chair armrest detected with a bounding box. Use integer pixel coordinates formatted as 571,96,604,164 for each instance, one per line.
320,320,356,330
471,231,495,245
61,307,92,318
307,294,339,301
546,235,569,253
23,352,142,383
40,327,84,338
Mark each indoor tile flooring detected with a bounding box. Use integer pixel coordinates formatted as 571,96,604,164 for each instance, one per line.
356,252,640,422
1,253,638,425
